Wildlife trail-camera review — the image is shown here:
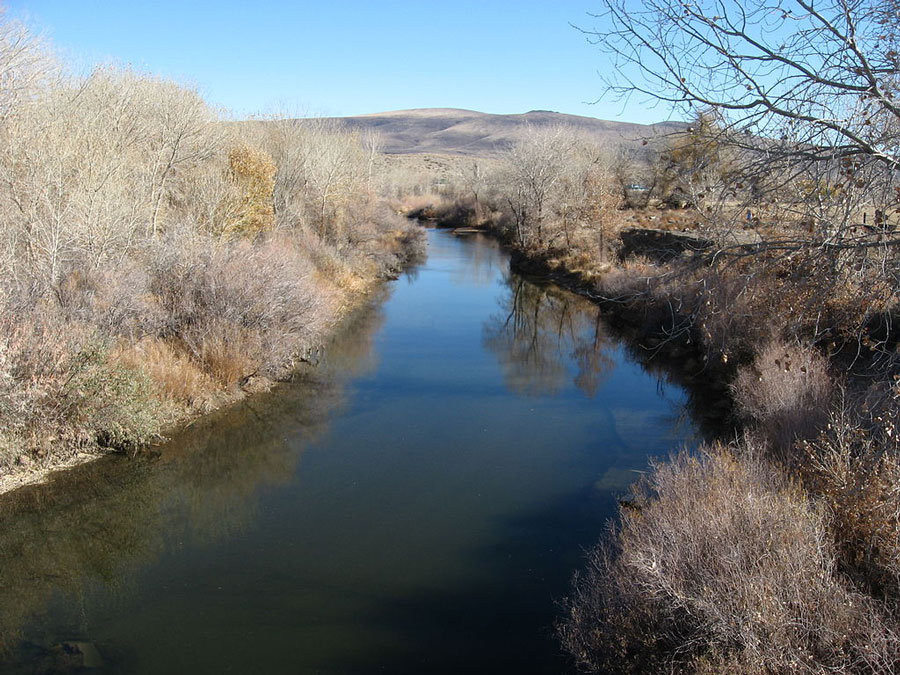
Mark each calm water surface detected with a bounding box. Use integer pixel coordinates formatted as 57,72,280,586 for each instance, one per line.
0,230,696,674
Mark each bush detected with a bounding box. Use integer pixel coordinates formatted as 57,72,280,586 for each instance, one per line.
147,232,331,384
732,338,833,452
0,309,163,468
799,406,900,599
560,444,900,673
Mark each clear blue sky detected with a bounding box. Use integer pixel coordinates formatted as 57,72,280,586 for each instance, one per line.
5,1,675,124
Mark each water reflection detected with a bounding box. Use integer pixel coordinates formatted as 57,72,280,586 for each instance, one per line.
0,297,387,665
0,230,700,675
483,275,615,397
450,233,503,287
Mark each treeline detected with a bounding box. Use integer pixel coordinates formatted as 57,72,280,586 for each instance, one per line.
401,124,622,272
0,14,422,478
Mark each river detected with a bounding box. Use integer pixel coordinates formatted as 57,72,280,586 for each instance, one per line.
0,229,697,674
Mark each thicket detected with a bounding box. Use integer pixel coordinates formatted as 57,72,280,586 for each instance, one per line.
0,12,422,478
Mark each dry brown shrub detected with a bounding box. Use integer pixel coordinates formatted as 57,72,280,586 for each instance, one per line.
732,338,833,452
799,406,900,599
54,261,163,339
598,256,660,299
147,232,334,383
561,444,900,673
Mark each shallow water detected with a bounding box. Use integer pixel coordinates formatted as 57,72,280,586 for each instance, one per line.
0,229,696,674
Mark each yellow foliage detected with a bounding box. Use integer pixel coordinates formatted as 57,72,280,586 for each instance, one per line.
216,143,276,237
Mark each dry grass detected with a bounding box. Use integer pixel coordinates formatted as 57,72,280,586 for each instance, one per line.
113,338,218,413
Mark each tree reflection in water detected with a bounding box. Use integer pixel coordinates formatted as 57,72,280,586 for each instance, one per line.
483,275,615,397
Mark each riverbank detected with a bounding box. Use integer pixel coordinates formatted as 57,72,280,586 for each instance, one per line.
0,224,424,498
408,193,900,672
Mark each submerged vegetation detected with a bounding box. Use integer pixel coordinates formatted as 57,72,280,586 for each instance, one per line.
0,12,422,484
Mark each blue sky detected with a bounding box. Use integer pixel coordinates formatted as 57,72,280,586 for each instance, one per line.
5,1,676,124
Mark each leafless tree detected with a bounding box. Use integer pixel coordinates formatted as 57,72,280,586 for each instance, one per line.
0,10,55,123
499,125,579,249
585,0,899,163
581,0,900,245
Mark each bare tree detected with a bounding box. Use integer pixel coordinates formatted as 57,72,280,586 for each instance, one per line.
499,125,578,249
0,10,56,123
585,0,899,162
581,0,900,243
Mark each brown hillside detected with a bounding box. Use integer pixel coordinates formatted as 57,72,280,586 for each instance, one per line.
315,108,685,156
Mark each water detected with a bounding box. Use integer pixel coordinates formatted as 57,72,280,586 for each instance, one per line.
0,229,696,674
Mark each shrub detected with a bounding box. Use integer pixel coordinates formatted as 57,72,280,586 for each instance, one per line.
560,444,900,673
0,309,162,468
147,232,330,384
732,338,833,452
799,406,900,599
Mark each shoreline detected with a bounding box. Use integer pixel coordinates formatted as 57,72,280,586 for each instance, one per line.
0,238,422,499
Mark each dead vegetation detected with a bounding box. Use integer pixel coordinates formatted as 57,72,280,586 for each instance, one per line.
0,12,423,479
561,444,900,674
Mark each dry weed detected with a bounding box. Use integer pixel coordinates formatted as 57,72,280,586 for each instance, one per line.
732,338,832,452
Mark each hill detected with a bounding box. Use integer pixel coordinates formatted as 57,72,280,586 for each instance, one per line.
316,108,685,157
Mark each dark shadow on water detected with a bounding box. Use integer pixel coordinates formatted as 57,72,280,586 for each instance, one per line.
329,486,618,675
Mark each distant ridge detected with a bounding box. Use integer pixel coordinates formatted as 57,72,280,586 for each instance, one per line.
314,108,685,157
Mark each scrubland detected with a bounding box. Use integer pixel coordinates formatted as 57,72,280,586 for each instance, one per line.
397,111,900,671
0,15,422,489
